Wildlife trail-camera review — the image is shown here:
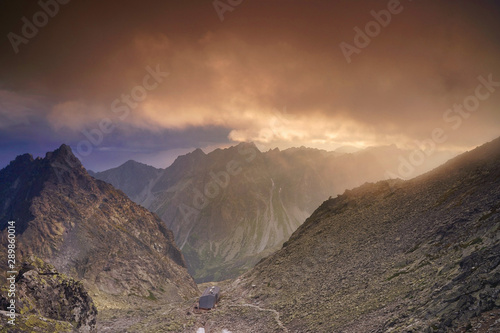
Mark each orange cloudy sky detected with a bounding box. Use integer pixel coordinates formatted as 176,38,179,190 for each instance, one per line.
0,0,499,170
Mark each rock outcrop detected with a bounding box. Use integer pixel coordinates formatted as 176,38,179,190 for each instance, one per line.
0,257,97,333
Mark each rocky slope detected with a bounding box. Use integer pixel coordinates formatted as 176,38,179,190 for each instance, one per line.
157,137,499,332
0,257,97,333
94,142,453,282
0,145,198,314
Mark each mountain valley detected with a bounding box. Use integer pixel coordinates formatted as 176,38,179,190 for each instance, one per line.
93,143,454,282
183,137,500,332
1,139,498,332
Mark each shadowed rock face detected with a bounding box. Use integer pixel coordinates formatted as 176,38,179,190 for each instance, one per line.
0,145,198,309
94,142,436,282
201,137,500,332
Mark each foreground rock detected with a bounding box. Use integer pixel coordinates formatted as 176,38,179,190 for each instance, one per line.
0,258,97,332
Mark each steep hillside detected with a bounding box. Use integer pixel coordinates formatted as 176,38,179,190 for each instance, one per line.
95,142,448,282
89,160,163,206
0,145,198,312
184,137,500,332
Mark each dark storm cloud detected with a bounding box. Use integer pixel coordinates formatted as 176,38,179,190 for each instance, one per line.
0,0,499,169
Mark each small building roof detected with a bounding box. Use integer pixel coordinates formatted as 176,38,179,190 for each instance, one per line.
199,286,220,309
201,286,220,297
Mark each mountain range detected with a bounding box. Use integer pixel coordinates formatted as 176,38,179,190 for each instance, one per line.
0,145,198,331
2,138,497,332
183,136,500,332
92,142,454,282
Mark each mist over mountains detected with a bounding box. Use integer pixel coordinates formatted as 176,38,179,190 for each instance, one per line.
173,137,500,332
1,0,499,331
0,138,498,332
92,142,455,282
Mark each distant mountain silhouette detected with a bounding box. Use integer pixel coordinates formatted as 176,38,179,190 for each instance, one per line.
93,142,455,282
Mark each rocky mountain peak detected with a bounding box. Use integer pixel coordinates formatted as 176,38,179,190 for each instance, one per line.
192,147,206,155
234,141,259,154
169,147,206,169
122,159,142,167
1,153,34,178
1,145,198,316
44,144,84,173
12,152,34,165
